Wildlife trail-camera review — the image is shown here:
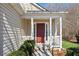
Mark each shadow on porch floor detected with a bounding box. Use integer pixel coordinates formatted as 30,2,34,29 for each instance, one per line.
32,46,52,56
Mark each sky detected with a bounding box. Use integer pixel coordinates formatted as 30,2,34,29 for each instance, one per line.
37,3,79,12
37,3,48,8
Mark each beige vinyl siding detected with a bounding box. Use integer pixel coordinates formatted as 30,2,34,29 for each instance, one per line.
21,19,31,36
0,11,3,56
31,5,41,11
0,4,23,55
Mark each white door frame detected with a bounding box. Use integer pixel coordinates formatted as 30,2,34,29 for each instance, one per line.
34,22,49,45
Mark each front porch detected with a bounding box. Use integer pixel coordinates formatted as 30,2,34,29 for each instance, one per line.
21,11,66,49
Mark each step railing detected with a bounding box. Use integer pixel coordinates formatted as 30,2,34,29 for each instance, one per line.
50,36,60,48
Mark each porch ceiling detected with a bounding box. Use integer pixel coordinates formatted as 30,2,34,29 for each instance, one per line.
21,11,68,19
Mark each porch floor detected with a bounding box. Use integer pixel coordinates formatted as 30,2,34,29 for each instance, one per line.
32,45,52,56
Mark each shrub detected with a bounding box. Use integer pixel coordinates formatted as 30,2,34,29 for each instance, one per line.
66,48,79,56
19,40,35,56
8,40,35,56
8,50,26,56
75,35,79,43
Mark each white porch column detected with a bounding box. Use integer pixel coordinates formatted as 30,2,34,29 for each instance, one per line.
31,17,34,40
50,17,52,48
60,17,62,48
54,19,58,47
55,20,57,36
50,17,52,37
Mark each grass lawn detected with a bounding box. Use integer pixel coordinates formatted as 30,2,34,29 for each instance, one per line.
62,40,79,48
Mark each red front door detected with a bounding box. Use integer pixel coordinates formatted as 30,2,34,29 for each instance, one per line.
36,23,45,43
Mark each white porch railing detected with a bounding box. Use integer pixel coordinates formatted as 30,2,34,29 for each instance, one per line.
50,36,61,48
22,36,61,48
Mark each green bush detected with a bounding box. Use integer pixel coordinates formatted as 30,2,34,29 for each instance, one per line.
8,40,35,56
8,50,26,56
19,40,35,56
66,48,79,56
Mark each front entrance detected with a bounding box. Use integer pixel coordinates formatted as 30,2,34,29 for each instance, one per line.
36,23,45,43
34,22,49,47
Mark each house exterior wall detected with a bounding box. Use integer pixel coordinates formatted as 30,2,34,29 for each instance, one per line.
0,12,3,56
21,19,31,36
0,3,45,56
0,4,23,55
0,3,63,56
21,19,59,37
21,19,50,37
